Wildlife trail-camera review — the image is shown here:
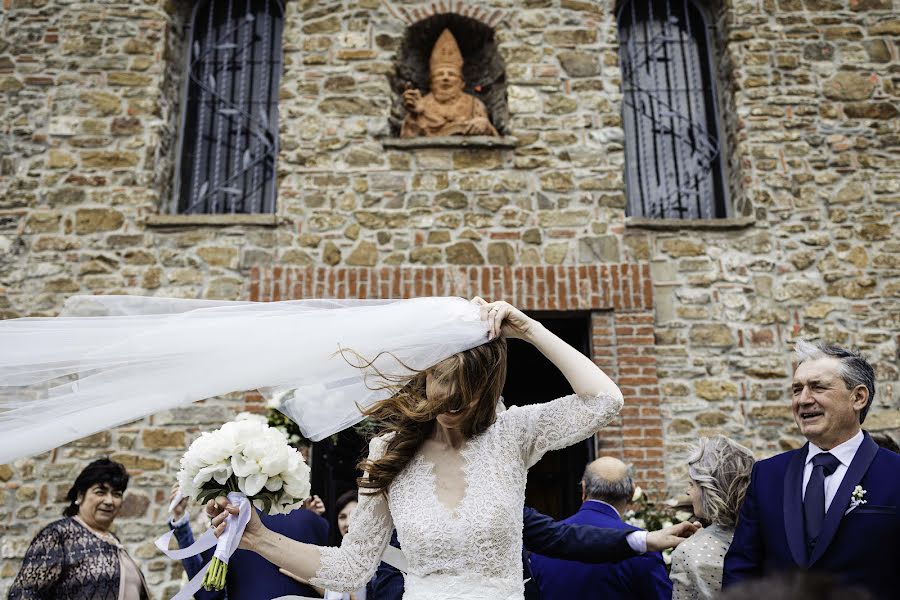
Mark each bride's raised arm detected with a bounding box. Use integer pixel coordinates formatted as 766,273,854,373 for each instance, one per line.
210,436,394,592
476,299,624,467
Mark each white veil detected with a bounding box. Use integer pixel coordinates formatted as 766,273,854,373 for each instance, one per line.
0,295,489,464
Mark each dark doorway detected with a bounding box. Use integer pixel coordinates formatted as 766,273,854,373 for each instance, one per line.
503,311,594,520
310,311,594,521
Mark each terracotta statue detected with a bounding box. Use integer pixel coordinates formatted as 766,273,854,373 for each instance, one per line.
401,29,499,138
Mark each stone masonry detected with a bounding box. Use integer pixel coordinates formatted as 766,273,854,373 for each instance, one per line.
1,0,898,596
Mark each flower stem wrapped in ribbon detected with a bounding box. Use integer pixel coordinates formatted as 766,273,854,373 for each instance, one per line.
173,417,311,592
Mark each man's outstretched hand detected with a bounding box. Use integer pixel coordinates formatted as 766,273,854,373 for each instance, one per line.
646,521,702,552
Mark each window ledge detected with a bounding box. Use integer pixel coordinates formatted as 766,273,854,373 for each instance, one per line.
143,214,280,228
380,135,519,150
625,216,755,231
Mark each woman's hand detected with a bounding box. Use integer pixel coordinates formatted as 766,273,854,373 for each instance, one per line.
303,494,326,517
207,496,266,550
169,484,188,521
472,297,538,341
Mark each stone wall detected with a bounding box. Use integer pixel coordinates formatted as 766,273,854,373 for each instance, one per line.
1,0,898,596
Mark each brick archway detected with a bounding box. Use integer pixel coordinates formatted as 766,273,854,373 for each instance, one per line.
249,264,664,490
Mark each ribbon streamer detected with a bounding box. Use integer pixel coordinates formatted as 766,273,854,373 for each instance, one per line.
155,491,251,600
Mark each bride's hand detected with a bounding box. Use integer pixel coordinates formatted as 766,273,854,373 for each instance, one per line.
472,297,537,340
208,496,265,550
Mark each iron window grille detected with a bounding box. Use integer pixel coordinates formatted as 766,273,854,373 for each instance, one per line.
174,0,283,215
617,0,728,220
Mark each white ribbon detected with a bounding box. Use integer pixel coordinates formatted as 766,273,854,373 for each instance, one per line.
155,491,251,600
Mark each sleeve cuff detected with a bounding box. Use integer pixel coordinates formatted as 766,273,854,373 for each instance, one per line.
169,511,190,528
626,530,647,554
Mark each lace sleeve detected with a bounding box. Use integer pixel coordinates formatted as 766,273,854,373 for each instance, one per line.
8,523,64,600
310,436,395,592
505,392,623,468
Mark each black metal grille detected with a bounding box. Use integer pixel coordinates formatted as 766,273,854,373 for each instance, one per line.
176,0,283,215
617,0,727,220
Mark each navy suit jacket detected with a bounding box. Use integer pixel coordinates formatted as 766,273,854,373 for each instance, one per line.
526,501,672,600
369,505,639,600
723,431,900,599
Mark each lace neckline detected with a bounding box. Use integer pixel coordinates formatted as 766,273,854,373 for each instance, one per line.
73,516,121,548
416,431,484,519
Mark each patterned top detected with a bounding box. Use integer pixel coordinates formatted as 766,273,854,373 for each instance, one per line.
8,517,149,600
311,392,623,599
669,523,735,600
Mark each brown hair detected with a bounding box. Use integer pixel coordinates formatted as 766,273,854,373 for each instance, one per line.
356,337,508,495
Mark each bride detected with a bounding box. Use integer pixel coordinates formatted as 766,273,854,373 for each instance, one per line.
210,298,625,600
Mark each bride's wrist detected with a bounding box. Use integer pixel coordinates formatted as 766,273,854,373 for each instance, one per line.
520,320,545,342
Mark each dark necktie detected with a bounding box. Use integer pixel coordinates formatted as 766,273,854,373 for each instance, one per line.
803,452,841,553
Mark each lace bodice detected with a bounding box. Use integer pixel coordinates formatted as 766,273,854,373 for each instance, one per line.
311,392,623,599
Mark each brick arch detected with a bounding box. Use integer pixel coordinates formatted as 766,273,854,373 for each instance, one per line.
249,263,666,491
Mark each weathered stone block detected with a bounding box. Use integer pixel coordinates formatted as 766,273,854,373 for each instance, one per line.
544,242,568,264
578,236,619,263
141,429,184,449
110,453,165,471
446,241,484,265
695,380,739,401
696,412,728,426
690,324,735,347
436,191,468,210
80,91,121,116
280,249,314,265
537,210,590,227
323,241,341,266
540,172,575,192
557,50,600,77
204,277,243,299
453,150,502,170
410,246,441,265
347,241,377,266
47,187,86,206
661,238,706,257
47,149,76,169
81,151,139,169
844,102,898,119
75,208,124,233
319,97,383,116
197,246,238,268
107,72,152,87
487,242,515,265
823,72,876,101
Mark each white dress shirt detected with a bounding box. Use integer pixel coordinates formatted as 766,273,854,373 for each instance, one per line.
584,499,648,554
801,429,864,511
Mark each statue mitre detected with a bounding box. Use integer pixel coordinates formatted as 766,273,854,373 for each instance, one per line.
429,29,464,73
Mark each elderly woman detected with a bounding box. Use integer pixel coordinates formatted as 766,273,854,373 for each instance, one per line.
669,436,754,600
9,458,149,600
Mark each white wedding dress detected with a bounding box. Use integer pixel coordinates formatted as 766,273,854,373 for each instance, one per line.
310,391,623,600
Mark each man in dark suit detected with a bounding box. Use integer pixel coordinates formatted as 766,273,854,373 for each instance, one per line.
370,502,697,599
723,341,900,599
527,457,672,600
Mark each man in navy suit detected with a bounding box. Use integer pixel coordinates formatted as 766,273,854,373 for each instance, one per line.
723,341,900,598
527,457,673,600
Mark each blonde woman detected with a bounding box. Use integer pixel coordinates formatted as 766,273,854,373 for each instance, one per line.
669,436,754,600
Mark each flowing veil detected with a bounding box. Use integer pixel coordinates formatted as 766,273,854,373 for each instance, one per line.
0,295,489,463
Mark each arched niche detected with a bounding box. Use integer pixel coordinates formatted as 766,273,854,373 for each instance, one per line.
388,13,508,137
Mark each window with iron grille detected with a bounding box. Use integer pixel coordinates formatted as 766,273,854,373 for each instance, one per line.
175,0,283,215
617,0,728,220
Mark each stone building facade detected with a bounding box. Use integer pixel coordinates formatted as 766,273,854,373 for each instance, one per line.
1,0,898,596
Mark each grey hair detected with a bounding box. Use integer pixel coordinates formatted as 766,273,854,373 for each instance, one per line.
582,463,634,505
688,436,754,527
795,339,876,424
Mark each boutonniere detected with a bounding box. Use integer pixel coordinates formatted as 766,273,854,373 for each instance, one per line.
845,485,868,515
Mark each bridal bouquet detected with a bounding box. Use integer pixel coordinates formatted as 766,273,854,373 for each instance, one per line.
176,417,311,591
